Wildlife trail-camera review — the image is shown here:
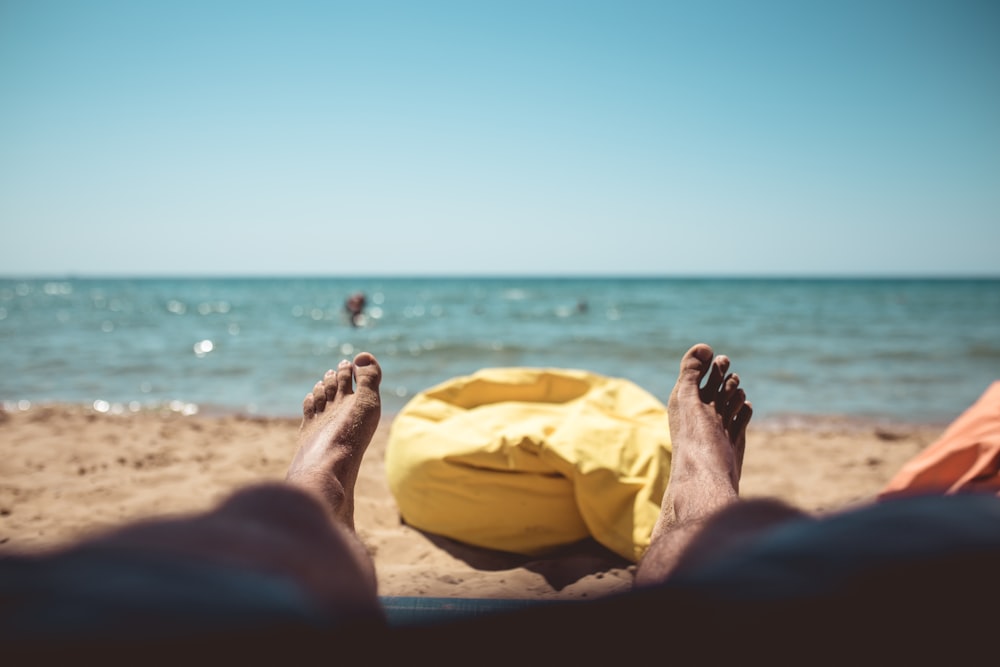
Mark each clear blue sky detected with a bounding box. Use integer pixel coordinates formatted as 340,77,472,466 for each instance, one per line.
1,0,998,277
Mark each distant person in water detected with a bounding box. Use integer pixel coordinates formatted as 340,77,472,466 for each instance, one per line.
344,292,367,327
3,345,1000,660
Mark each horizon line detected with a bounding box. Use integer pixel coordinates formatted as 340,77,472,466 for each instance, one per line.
3,272,999,281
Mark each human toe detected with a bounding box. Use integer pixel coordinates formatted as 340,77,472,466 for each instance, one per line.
335,359,354,396
353,352,382,391
701,355,730,400
311,380,327,413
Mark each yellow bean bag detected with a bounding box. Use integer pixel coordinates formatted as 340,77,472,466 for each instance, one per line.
385,367,672,562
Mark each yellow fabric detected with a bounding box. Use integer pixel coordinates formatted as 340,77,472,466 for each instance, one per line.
385,367,672,563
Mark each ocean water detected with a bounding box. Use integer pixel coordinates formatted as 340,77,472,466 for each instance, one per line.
1,277,998,425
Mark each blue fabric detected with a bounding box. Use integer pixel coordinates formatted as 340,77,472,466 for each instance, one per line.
668,492,1000,600
0,547,334,643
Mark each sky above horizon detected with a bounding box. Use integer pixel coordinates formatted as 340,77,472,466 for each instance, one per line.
1,1,998,277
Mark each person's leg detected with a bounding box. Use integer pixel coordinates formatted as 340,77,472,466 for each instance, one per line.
287,352,382,533
9,352,386,632
635,343,804,586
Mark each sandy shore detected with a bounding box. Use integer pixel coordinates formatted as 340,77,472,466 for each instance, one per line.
0,405,943,600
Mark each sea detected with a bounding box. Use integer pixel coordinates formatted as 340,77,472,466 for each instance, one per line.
1,277,998,426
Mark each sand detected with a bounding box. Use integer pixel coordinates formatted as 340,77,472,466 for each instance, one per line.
0,404,943,601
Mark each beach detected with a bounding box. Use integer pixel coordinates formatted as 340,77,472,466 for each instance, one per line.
1,278,989,602
0,404,943,601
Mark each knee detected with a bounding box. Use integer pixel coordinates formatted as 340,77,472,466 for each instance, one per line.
215,483,380,609
218,483,334,534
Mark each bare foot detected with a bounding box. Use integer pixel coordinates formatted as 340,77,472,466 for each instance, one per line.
286,351,382,530
666,342,752,513
635,343,752,585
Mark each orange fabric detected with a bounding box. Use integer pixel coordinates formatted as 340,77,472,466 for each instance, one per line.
879,381,1000,500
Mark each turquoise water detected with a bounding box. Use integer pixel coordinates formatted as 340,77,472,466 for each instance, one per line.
1,277,998,424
